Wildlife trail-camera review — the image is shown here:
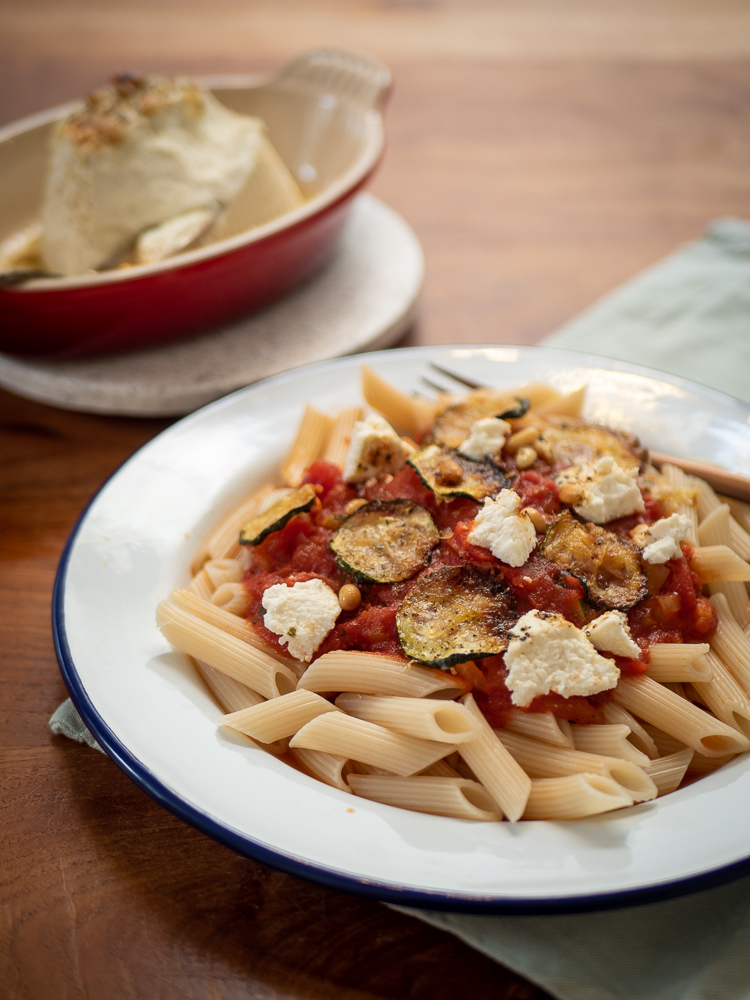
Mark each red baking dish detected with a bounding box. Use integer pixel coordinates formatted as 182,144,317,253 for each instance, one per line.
0,49,390,358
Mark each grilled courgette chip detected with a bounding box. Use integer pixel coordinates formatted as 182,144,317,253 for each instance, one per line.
539,510,646,609
408,444,507,502
540,416,645,472
396,564,517,669
329,498,440,584
426,388,520,449
239,483,318,546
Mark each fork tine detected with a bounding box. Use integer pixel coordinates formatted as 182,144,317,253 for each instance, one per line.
429,363,486,390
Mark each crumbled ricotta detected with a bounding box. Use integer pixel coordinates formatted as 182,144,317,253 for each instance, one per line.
557,455,644,524
468,489,537,567
505,610,620,707
583,610,640,659
343,413,409,483
262,579,341,662
458,417,510,461
641,513,692,564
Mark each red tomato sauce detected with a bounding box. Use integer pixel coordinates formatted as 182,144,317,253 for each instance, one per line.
243,461,716,728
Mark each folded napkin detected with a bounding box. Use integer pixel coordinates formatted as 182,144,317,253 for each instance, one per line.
50,218,750,1000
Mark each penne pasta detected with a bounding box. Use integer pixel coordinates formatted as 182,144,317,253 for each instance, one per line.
220,690,337,743
360,364,437,439
660,463,699,545
690,545,750,584
322,406,364,470
194,659,264,713
210,582,250,616
692,649,750,739
289,712,456,776
156,599,297,699
496,729,657,803
647,644,712,683
348,773,503,821
523,774,634,820
334,692,482,743
612,674,750,758
504,709,574,748
297,650,468,699
457,694,532,823
601,703,659,759
642,748,694,796
290,747,354,792
280,404,334,487
697,505,750,627
709,593,750,695
569,724,652,766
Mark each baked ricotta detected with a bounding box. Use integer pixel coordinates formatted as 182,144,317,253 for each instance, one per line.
262,578,341,662
467,489,537,567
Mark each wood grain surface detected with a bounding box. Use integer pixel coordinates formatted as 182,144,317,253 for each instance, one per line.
2,2,750,998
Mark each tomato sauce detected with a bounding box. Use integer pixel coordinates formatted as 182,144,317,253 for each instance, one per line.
243,459,716,728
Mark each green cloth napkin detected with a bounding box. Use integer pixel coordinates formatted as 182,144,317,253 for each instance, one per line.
50,218,750,1000
541,218,750,406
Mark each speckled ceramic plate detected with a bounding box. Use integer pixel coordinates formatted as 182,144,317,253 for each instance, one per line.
53,345,750,913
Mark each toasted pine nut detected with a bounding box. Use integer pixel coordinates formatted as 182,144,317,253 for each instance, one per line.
535,437,554,463
558,483,584,505
515,446,538,470
522,507,547,533
505,427,539,454
339,584,362,611
436,458,463,486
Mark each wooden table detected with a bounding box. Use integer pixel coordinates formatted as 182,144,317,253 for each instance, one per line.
3,3,750,997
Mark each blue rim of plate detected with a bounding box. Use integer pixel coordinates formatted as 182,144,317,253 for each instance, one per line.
51,344,750,914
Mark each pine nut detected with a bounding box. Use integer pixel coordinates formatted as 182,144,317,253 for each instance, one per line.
522,507,547,533
505,427,539,454
515,446,538,470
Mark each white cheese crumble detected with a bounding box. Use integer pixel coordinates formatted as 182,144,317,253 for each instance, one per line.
343,413,410,483
467,489,537,567
262,579,341,662
583,610,640,659
505,610,620,707
557,455,644,524
458,417,510,461
641,513,692,564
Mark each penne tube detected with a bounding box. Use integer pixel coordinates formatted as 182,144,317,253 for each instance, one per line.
347,774,503,821
297,650,468,699
322,406,365,470
522,774,634,820
334,693,481,744
641,748,694,795
721,495,750,535
360,364,437,439
210,582,250,616
169,589,294,664
457,694,532,823
220,690,337,744
602,703,659,759
690,545,750,583
188,568,213,600
280,404,334,487
612,673,750,758
647,644,712,683
692,649,750,739
697,506,750,625
289,713,455,776
569,724,651,766
533,385,586,418
194,659,264,713
289,747,354,792
694,476,750,561
709,593,750,695
503,709,574,748
496,729,657,803
659,463,700,545
156,599,297,699
686,749,738,776
640,722,688,757
202,558,243,589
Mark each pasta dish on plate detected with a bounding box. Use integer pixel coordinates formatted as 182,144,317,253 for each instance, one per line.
156,366,750,823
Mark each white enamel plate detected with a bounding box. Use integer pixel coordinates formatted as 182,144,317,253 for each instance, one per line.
53,346,750,913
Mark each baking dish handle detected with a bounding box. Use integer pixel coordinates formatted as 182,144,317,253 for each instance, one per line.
275,48,392,113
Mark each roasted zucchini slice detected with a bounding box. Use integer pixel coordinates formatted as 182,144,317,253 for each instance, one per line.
408,444,507,502
329,498,440,584
539,416,645,473
497,397,530,420
539,511,646,609
239,483,318,546
396,564,517,669
426,388,519,449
